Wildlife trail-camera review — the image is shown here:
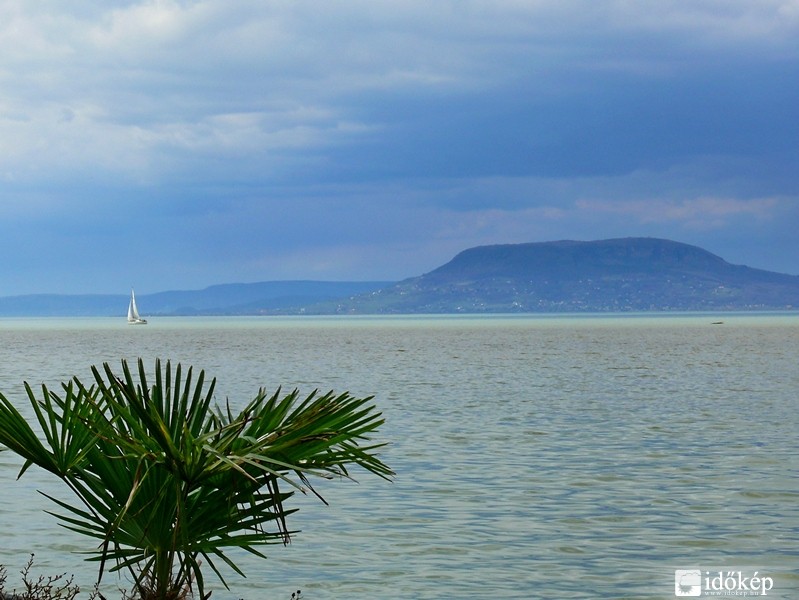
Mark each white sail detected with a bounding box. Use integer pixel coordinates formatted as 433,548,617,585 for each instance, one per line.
127,289,147,324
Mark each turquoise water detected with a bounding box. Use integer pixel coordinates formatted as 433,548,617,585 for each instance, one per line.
0,314,797,599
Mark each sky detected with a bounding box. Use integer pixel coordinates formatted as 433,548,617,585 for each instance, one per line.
1,0,798,295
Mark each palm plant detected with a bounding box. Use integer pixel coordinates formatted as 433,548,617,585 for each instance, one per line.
0,358,393,600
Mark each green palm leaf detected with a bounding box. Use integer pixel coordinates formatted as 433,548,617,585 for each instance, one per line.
0,358,393,600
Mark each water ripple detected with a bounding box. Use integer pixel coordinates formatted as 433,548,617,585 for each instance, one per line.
0,314,796,599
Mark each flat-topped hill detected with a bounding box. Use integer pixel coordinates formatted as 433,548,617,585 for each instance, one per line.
336,238,799,313
0,239,796,315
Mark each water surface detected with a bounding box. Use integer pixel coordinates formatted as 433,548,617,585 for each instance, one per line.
0,314,796,599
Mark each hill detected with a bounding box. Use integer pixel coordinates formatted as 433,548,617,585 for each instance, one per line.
0,281,392,317
1,239,796,316
322,238,799,313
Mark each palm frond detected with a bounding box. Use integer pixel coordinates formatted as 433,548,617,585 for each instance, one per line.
0,357,393,600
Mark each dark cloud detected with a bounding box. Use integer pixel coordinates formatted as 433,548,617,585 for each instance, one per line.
0,1,797,293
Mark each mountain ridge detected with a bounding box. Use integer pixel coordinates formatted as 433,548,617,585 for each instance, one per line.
0,281,392,317
0,238,796,316
324,238,799,314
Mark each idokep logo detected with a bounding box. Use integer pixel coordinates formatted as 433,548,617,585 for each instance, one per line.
674,569,775,597
675,570,702,596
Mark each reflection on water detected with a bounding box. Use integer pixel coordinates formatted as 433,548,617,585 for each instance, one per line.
0,314,797,599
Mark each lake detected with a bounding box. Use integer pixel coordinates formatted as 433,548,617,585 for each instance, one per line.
0,314,797,599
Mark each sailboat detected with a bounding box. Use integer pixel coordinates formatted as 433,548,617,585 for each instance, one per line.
127,289,148,324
